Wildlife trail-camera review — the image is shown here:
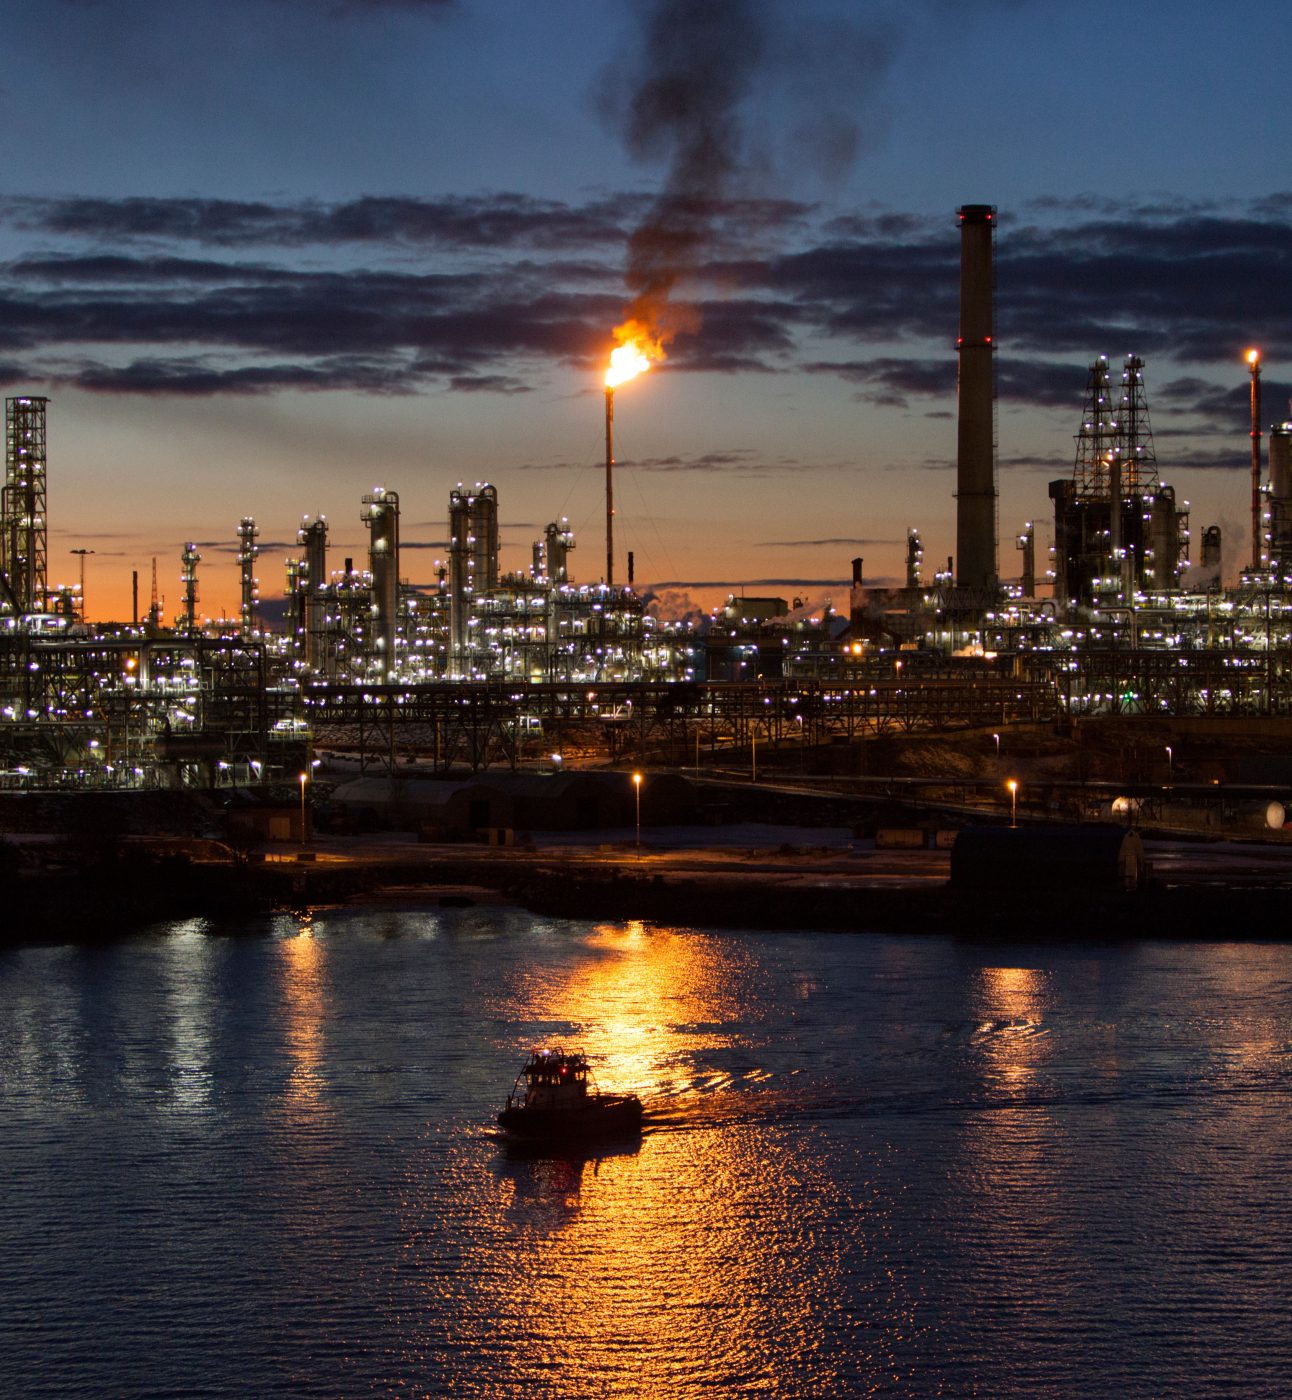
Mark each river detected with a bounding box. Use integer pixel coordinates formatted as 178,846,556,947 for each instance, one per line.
2,906,1291,1396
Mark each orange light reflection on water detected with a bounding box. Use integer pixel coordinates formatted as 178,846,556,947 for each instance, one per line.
529,920,750,1102
280,915,327,1111
440,921,860,1393
972,964,1051,1096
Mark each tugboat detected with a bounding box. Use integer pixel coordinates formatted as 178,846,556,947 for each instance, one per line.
497,1047,643,1142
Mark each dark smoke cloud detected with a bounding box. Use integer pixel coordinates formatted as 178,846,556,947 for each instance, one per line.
600,0,895,358
598,0,768,354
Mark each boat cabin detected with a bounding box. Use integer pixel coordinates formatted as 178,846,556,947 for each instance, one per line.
512,1048,592,1111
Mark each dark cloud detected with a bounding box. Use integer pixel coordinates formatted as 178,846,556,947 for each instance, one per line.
622,450,826,475
327,0,454,9
754,537,897,547
648,577,846,589
446,374,531,395
803,356,951,407
58,0,457,15
2,191,1291,419
61,356,423,397
3,193,627,252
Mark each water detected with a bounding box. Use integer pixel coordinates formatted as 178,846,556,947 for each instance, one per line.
3,907,1292,1397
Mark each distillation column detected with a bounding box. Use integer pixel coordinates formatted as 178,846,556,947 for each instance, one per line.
237,516,259,638
180,543,200,634
448,483,498,676
2,396,49,614
1268,420,1292,578
544,520,574,583
298,517,328,674
362,488,400,680
954,205,998,592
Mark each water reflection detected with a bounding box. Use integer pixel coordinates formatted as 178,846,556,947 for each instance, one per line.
492,1140,641,1235
279,913,326,1110
160,922,216,1113
438,922,874,1393
971,964,1052,1096
520,921,758,1104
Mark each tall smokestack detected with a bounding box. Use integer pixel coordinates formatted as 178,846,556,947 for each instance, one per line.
955,204,998,592
1248,348,1262,572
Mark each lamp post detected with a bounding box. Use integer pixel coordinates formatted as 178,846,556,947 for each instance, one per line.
299,771,308,844
992,732,1000,762
1165,745,1173,784
632,771,643,853
1006,778,1018,828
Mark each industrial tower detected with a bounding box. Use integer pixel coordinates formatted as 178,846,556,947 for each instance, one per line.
954,206,998,593
448,483,499,675
2,396,49,615
1050,355,1186,603
362,488,400,679
237,516,260,638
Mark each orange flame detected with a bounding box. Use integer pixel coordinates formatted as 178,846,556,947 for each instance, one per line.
605,320,664,389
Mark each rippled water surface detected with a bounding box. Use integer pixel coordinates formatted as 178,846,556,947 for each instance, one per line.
3,908,1292,1397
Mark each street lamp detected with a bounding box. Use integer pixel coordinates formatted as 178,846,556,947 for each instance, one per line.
299,771,308,844
1006,778,1018,828
1165,745,1173,783
632,771,643,853
992,732,1000,760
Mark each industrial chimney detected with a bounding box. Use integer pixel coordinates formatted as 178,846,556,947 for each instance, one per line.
955,205,998,592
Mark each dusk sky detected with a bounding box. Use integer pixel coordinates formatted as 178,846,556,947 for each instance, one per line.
4,0,1291,622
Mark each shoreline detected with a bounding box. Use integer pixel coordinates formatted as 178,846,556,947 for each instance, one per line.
8,827,1292,946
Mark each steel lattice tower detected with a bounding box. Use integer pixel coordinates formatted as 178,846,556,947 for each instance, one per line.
3,396,48,613
1114,355,1157,495
1072,357,1117,497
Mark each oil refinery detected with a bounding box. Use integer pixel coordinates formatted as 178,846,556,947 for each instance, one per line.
2,203,1291,791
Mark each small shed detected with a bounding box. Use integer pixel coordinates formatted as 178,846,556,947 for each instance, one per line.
951,824,1146,893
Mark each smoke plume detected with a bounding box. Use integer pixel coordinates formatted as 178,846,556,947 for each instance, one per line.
601,0,890,361
606,0,765,356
